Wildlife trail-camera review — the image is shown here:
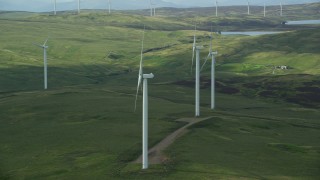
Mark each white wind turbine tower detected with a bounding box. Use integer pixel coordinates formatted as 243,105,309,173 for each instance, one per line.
191,25,202,117
247,0,250,15
149,0,153,16
53,0,56,15
77,0,80,14
134,27,155,170
264,2,266,17
201,27,218,110
280,1,283,16
215,0,218,17
108,0,111,14
152,3,156,16
33,38,49,90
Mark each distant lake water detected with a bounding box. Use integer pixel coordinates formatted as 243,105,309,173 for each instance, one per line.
222,31,282,36
221,20,320,36
286,20,320,25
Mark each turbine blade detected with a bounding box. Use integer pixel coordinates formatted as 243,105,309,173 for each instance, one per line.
210,26,213,52
191,24,197,73
33,43,43,48
134,26,145,112
134,75,142,112
43,37,49,46
191,48,195,73
201,53,211,71
139,27,145,76
194,24,197,45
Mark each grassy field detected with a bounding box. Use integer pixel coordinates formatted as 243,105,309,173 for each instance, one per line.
0,4,319,179
0,85,194,179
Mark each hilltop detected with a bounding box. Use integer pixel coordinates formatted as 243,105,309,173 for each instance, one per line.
0,5,319,179
0,9,319,106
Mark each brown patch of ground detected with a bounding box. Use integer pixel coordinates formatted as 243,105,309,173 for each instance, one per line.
134,116,212,164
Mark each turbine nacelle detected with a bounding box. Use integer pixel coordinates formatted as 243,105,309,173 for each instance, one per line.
195,46,203,50
33,38,49,49
143,73,154,79
33,44,48,49
211,51,218,55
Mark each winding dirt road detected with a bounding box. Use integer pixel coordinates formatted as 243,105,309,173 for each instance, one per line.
134,116,213,164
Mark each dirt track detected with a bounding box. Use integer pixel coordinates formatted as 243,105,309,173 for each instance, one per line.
134,116,212,164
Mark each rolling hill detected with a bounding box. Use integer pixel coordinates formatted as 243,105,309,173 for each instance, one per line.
0,5,319,179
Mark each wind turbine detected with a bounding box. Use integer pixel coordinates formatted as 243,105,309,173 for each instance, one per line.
280,1,283,16
149,0,153,16
201,27,218,110
33,38,49,90
215,0,218,17
53,0,56,15
191,25,202,117
152,3,156,16
264,2,266,17
134,27,155,170
77,0,80,14
108,0,111,14
148,0,156,16
247,0,250,15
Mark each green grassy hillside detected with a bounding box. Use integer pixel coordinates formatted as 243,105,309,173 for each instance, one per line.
0,8,319,179
127,3,320,19
204,29,320,107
